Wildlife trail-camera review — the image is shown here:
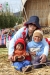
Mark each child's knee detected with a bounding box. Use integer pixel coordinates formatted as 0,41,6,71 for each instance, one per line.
13,62,23,71
24,60,31,65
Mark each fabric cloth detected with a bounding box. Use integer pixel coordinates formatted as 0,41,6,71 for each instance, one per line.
45,38,50,45
31,56,46,68
14,50,26,57
12,60,31,71
27,40,44,60
0,35,6,45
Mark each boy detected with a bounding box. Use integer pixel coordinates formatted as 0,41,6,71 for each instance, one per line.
27,30,48,68
11,38,32,72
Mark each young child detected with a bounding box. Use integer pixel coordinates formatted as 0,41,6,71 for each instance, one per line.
11,38,32,72
27,30,49,68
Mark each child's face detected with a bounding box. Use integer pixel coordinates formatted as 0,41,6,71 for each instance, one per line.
16,43,23,50
33,36,41,42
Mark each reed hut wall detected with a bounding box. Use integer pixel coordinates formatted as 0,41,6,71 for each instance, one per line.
23,0,50,27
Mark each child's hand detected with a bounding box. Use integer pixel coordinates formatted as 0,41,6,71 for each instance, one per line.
30,51,36,56
12,56,18,61
26,52,29,56
8,55,13,61
18,56,22,58
40,54,46,63
18,56,25,61
12,56,16,61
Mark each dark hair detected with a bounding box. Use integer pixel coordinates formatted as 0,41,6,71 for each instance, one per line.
27,23,39,29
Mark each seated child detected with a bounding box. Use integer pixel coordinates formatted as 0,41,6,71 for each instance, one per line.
11,38,32,72
27,30,49,68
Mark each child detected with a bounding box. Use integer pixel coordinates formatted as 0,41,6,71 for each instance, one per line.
27,30,49,68
11,38,32,72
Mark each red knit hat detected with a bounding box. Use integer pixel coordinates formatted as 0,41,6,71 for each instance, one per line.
14,38,26,50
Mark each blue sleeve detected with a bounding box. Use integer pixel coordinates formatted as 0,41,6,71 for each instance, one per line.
36,51,44,56
8,27,27,55
40,38,49,56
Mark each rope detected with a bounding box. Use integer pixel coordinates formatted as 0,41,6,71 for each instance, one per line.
21,0,28,21
16,0,28,26
16,0,23,25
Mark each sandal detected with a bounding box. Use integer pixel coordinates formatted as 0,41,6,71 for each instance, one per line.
22,65,32,72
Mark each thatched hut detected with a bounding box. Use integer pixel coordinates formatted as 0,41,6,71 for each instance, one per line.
22,0,50,27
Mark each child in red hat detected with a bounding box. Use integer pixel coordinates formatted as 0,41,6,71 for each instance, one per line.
11,38,32,72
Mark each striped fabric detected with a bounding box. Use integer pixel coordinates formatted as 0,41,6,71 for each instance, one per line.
0,29,14,46
0,35,6,45
0,35,12,46
0,35,1,45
